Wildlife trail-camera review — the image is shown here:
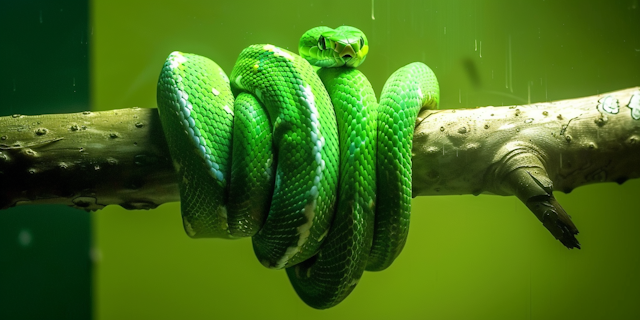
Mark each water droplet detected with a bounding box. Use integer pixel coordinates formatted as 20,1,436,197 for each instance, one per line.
508,35,513,93
371,0,375,20
35,128,48,135
597,95,619,114
627,91,640,120
18,229,33,247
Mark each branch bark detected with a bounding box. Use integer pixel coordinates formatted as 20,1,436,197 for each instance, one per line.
0,108,179,211
412,87,640,247
1,87,639,246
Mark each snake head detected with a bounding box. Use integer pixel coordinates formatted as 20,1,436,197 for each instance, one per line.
299,26,369,68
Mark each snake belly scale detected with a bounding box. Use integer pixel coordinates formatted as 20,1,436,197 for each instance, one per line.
157,26,439,309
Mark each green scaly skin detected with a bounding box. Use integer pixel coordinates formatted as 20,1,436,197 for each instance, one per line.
156,26,439,309
231,44,339,269
290,26,440,308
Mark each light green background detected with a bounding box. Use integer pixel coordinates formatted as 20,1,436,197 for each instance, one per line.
92,1,640,319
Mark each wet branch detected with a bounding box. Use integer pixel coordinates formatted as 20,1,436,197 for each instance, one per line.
1,87,639,248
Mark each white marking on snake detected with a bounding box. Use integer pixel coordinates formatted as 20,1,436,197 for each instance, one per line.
235,75,244,89
211,87,219,96
318,228,329,241
274,83,323,269
218,206,227,219
168,52,187,70
263,44,294,61
170,62,225,183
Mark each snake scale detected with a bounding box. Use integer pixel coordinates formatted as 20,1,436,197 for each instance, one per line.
157,26,439,309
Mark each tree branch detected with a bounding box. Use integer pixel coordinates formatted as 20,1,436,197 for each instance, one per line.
1,87,639,247
0,108,179,211
412,87,640,247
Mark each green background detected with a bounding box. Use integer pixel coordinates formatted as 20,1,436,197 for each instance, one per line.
0,1,91,319
91,0,640,319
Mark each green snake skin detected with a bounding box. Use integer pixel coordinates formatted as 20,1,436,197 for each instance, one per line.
157,26,439,309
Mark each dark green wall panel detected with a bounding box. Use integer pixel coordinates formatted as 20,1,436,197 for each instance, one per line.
0,1,91,319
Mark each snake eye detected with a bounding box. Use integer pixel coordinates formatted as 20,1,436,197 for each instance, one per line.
359,37,365,48
318,35,327,50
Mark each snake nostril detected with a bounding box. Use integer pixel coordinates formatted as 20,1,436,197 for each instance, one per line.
342,54,352,59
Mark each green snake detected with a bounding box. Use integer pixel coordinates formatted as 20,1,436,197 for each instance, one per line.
156,26,439,309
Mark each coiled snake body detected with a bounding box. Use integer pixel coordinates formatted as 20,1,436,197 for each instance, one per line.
157,26,439,309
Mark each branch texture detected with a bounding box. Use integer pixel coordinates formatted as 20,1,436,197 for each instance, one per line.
1,88,639,246
0,108,178,211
